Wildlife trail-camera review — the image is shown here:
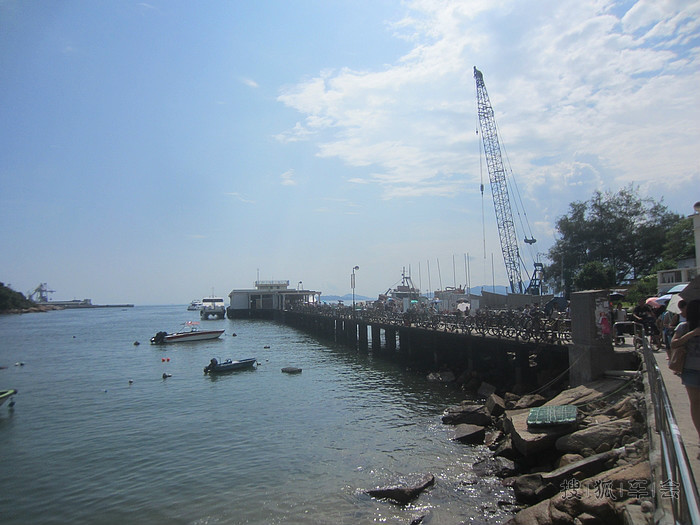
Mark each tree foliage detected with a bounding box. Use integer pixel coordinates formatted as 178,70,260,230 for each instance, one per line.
0,282,35,312
545,186,690,296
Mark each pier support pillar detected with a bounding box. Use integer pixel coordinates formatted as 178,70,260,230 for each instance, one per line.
358,323,368,351
398,328,411,354
569,290,615,386
385,328,397,352
371,325,381,351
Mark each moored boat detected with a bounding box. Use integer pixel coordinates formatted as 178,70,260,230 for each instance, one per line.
151,321,224,344
204,357,257,374
187,299,203,311
0,389,17,408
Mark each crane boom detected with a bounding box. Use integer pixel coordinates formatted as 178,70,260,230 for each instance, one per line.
474,66,524,294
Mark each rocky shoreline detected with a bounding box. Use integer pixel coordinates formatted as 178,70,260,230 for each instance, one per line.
1,304,64,314
366,376,653,524
446,376,653,524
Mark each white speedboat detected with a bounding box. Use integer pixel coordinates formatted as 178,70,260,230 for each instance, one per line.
151,322,224,344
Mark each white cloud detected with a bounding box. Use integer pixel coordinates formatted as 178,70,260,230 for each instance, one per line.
280,169,297,186
240,77,259,88
276,0,699,228
225,192,255,204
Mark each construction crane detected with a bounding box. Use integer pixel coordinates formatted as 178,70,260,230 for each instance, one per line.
474,67,542,295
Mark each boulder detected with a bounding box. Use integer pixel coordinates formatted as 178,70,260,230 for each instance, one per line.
453,424,485,445
478,381,497,398
367,473,435,505
472,456,517,478
505,491,618,525
442,403,492,426
513,394,547,410
427,371,456,382
556,454,585,469
486,393,506,417
545,379,626,407
511,447,625,503
555,418,633,454
504,410,573,457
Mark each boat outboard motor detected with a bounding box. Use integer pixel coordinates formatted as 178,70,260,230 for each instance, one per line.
210,358,218,366
151,331,168,344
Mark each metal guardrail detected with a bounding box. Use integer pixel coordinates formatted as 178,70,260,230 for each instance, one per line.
290,304,572,344
642,332,700,524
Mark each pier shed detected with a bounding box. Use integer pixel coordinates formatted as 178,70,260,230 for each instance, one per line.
227,280,320,319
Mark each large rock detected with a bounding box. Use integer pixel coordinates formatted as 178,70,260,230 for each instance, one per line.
442,403,492,426
555,418,633,454
513,394,547,409
472,456,517,478
453,424,485,445
545,379,626,407
367,473,435,505
504,410,574,457
486,393,506,417
505,491,618,525
511,447,625,504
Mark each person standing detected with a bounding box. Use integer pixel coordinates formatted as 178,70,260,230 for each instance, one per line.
671,300,700,456
614,303,627,345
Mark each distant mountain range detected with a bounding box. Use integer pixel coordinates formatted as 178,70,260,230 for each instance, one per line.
320,293,374,303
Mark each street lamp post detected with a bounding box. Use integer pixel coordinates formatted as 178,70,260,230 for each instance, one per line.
351,265,359,317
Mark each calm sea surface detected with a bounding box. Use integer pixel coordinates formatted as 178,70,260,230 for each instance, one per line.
0,306,514,524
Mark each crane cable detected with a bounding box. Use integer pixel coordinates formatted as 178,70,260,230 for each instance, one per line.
494,118,538,281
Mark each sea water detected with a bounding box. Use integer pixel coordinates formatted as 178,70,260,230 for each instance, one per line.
0,306,515,524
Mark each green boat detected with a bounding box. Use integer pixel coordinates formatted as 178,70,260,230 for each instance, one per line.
0,389,17,408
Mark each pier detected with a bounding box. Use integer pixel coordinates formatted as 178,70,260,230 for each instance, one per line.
280,305,571,393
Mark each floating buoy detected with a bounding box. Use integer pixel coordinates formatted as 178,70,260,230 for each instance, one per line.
282,367,302,374
162,358,165,362
166,358,170,362
232,333,237,337
128,379,134,384
162,373,172,379
15,362,24,367
133,341,140,346
264,345,270,349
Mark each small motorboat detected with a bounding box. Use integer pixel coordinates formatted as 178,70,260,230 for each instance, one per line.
151,321,225,344
0,389,17,408
204,357,257,374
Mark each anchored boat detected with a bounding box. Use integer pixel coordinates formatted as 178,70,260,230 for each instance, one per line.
0,389,17,408
204,357,257,374
151,321,224,344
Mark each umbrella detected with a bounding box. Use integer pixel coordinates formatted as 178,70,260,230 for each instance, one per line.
457,302,469,312
646,297,661,308
680,276,700,302
668,283,688,294
667,294,683,314
609,292,625,301
657,294,673,304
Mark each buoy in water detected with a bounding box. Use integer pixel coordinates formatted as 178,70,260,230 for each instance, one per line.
133,341,140,346
128,379,134,384
232,333,237,337
162,373,172,379
264,345,270,349
281,367,302,374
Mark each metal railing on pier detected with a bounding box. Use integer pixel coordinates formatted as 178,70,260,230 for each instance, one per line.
643,334,700,524
289,304,572,344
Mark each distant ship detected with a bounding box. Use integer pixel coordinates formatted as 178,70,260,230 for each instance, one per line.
27,283,134,309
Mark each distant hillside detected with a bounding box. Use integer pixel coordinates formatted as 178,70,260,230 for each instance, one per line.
320,293,374,303
0,282,36,312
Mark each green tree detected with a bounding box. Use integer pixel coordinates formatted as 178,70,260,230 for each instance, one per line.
572,261,616,291
545,186,686,296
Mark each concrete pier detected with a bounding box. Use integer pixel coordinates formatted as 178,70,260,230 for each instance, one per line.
280,309,568,392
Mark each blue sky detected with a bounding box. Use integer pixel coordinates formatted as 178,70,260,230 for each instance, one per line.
1,0,699,304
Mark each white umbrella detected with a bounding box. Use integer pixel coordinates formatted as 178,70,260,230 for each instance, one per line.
667,294,683,314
